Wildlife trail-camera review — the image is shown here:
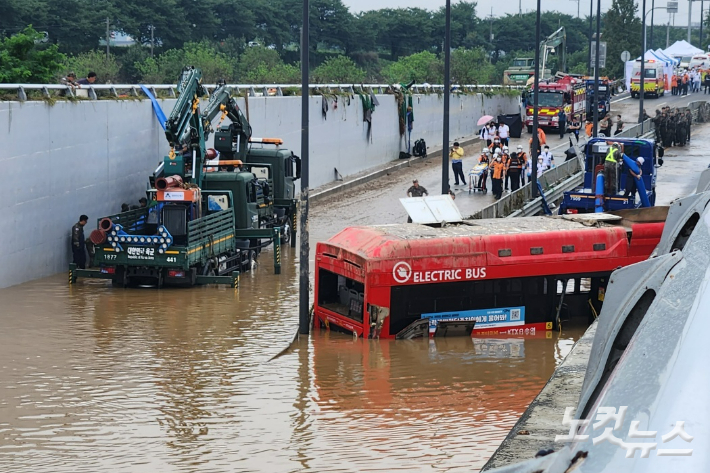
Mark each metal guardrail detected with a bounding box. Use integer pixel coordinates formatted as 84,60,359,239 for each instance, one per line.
0,82,525,101
471,154,584,219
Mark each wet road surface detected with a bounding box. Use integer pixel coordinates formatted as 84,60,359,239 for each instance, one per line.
1,95,707,472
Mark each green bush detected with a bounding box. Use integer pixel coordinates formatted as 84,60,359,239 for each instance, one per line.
0,26,65,83
64,50,121,83
311,55,366,83
135,41,235,83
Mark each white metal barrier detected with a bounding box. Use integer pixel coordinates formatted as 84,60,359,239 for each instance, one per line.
0,82,525,101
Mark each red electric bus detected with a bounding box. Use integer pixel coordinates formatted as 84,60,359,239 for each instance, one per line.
314,212,666,339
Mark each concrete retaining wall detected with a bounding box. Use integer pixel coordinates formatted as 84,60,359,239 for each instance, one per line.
0,93,518,287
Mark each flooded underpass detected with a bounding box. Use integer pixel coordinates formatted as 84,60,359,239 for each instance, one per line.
1,134,625,472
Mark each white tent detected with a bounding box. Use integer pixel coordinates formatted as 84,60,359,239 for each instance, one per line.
655,49,680,65
662,40,703,58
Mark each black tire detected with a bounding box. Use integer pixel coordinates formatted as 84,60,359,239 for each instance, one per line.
527,125,533,134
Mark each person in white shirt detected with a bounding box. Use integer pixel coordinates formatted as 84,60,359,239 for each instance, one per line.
540,145,554,168
481,125,490,146
487,123,497,146
536,156,547,178
498,123,510,146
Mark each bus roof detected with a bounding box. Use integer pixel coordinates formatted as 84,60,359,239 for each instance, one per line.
321,215,645,262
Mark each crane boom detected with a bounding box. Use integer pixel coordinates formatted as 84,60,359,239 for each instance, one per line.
540,27,567,76
159,67,252,187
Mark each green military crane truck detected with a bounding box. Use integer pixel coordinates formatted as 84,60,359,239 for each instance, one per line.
70,67,300,287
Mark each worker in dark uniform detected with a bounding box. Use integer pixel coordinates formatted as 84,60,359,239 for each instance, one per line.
139,197,148,208
604,144,620,196
685,109,692,142
507,152,524,192
652,110,662,144
406,179,428,223
71,215,89,269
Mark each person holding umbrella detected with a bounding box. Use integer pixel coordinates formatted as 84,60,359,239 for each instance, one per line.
477,115,495,146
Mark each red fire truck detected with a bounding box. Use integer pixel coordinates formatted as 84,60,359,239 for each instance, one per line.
314,213,665,339
525,75,586,133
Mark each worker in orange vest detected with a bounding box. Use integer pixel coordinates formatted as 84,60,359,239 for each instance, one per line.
671,74,678,95
490,151,506,199
682,72,689,95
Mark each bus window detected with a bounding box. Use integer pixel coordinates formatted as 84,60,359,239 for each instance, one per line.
318,268,364,323
389,276,550,336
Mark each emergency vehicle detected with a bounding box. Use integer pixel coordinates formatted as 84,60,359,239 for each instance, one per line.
525,75,586,133
630,60,665,98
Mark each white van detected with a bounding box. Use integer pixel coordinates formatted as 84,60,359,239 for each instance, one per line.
689,54,710,68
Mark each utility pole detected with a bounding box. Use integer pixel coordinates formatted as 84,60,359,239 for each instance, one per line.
106,17,110,57
701,0,704,49
531,0,541,199
650,0,655,49
442,0,451,195
489,8,494,43
667,18,671,48
519,0,522,16
588,0,593,75
640,0,647,130
593,0,601,137
150,26,154,58
688,0,693,42
299,0,310,336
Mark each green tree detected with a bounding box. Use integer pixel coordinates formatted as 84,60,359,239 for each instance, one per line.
450,47,495,84
311,55,365,82
64,50,121,83
236,46,300,83
135,41,234,83
359,8,434,60
431,1,482,51
0,26,66,83
382,51,442,83
602,0,641,78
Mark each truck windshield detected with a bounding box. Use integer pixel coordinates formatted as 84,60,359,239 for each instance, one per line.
512,59,533,67
536,92,563,107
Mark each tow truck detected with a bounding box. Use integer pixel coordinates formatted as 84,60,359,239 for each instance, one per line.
559,138,663,214
70,67,300,287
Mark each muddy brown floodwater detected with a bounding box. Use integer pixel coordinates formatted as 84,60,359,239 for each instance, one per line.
0,149,587,472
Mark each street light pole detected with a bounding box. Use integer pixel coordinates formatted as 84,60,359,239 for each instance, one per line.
442,0,451,195
593,0,601,136
531,0,542,199
640,0,647,130
299,0,310,335
650,0,655,49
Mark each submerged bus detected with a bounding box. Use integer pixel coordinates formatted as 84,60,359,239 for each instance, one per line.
314,213,666,339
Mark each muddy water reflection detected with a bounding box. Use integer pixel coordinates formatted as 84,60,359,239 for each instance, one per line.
0,266,583,472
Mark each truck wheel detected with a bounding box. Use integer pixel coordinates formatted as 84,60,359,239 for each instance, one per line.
281,222,291,245
527,125,533,134
111,267,126,288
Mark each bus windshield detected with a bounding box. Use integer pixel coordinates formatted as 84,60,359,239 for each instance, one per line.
536,92,563,107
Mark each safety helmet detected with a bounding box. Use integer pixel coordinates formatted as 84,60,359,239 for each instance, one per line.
484,148,490,154
637,157,645,165
503,146,509,152
494,147,501,155
517,145,523,151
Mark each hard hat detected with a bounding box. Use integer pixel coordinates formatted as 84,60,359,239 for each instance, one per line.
517,145,523,150
637,157,645,165
495,147,501,154
484,148,490,154
493,150,500,156
503,146,509,151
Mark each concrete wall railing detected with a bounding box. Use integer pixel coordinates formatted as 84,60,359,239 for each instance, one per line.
0,92,519,288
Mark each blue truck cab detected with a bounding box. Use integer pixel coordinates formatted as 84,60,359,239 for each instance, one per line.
585,79,611,118
560,138,663,214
